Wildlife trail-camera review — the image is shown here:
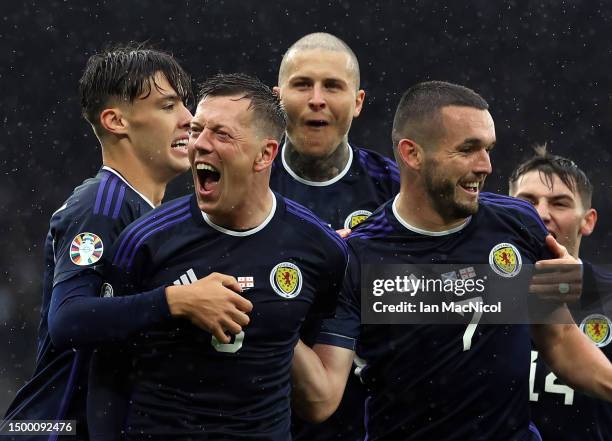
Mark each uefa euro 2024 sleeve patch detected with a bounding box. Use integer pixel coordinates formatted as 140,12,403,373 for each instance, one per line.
270,262,302,298
580,314,612,347
344,210,372,229
488,242,522,278
70,232,103,266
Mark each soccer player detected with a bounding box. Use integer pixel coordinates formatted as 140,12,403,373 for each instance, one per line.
509,147,612,440
2,46,251,440
271,32,399,441
291,81,612,440
87,73,348,441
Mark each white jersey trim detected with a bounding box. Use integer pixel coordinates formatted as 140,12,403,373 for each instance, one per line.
281,142,353,187
391,195,471,236
202,190,277,237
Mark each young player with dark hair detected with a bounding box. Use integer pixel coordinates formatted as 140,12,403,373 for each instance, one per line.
2,45,251,440
510,146,612,440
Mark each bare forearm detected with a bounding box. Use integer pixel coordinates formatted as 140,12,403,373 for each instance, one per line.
533,323,612,401
291,340,354,422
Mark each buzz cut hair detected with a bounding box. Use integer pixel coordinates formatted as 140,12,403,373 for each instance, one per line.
391,80,489,148
197,73,287,142
79,42,192,131
509,143,594,209
278,32,360,89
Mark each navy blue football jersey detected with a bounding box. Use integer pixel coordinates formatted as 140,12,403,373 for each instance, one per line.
88,192,347,441
2,167,155,440
317,193,553,441
530,261,612,440
271,143,399,441
270,144,400,229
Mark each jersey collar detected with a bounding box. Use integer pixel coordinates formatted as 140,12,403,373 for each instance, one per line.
391,195,471,236
201,190,277,237
280,141,353,187
101,165,156,209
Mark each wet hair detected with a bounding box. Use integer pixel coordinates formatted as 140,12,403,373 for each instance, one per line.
278,32,360,89
509,144,593,208
79,42,192,130
197,73,287,141
391,80,489,148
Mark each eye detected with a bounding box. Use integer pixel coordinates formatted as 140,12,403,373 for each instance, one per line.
163,103,175,110
189,127,201,137
216,131,230,141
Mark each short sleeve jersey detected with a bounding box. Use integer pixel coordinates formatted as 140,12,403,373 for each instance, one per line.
317,192,552,441
96,192,348,441
270,143,400,229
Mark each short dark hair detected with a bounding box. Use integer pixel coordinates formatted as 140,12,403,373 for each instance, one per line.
79,43,192,129
509,144,593,208
391,80,489,147
197,73,287,141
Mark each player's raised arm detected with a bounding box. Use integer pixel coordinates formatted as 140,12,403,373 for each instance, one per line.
291,340,355,422
531,312,612,402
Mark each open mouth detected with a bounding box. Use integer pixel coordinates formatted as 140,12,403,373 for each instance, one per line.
171,138,189,154
459,181,480,194
305,119,329,128
196,163,221,193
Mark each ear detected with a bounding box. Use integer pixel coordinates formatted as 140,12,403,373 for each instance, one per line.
579,208,597,237
100,108,128,135
272,86,281,97
397,138,423,171
353,89,366,118
254,138,279,172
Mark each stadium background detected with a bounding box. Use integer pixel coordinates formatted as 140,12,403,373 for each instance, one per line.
1,0,611,412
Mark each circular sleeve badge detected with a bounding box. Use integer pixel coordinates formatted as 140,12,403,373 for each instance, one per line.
70,232,104,266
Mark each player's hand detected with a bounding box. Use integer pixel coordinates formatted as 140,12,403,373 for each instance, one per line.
529,235,582,302
165,272,253,343
336,228,351,238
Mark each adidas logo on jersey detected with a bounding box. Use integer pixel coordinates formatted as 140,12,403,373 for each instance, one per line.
173,268,198,286
173,269,255,290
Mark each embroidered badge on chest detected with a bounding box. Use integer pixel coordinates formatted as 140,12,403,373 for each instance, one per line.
344,210,372,229
270,262,302,298
488,242,522,278
70,232,103,266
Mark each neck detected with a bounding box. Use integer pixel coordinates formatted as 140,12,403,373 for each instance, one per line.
102,144,167,206
284,139,350,182
208,188,274,231
395,184,468,232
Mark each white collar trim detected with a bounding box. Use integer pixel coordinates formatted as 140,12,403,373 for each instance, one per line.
102,165,156,209
202,191,277,237
392,195,471,236
281,142,353,187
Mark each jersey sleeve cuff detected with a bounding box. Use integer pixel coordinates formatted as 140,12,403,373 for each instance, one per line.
315,332,356,350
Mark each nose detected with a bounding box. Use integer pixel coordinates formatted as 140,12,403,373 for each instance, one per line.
178,103,192,129
190,128,214,155
535,200,551,224
308,83,326,111
474,149,493,176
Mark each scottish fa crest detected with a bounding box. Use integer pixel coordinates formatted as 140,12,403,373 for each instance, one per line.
580,314,612,347
488,242,522,278
270,262,302,298
344,210,372,229
70,232,103,266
